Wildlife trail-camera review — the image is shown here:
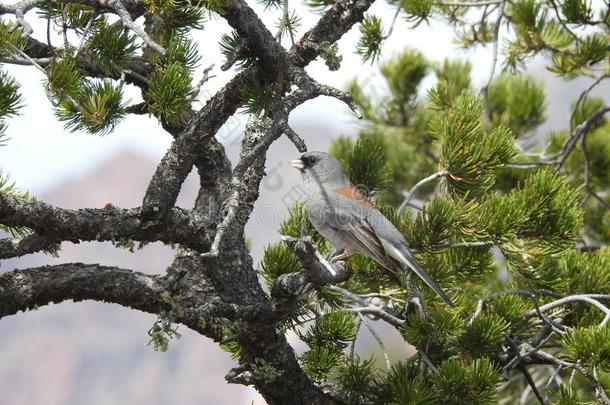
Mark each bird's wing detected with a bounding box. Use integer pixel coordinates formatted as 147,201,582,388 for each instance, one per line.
328,187,453,306
379,239,454,306
325,207,401,271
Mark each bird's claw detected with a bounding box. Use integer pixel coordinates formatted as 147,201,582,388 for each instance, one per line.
329,250,355,263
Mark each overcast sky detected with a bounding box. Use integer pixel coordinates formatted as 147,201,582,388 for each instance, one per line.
0,1,502,193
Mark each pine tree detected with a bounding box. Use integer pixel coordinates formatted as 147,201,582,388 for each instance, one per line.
1,0,610,403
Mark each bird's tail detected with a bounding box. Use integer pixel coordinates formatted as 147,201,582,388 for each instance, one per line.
394,246,454,307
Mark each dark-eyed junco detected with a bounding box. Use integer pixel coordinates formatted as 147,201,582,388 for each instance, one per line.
290,151,453,306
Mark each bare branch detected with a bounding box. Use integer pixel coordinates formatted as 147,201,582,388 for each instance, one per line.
525,345,610,404
0,262,164,318
570,73,610,133
10,0,44,36
481,0,505,128
280,120,308,152
523,294,610,328
279,236,352,285
109,0,165,53
555,106,610,170
517,365,546,405
0,262,226,340
0,56,52,66
0,194,212,252
358,313,392,370
398,170,448,213
0,234,59,259
193,64,216,99
350,306,405,327
382,3,402,39
3,42,47,73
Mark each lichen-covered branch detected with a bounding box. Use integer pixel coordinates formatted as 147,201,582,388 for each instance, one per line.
0,194,212,252
0,262,166,317
141,0,375,219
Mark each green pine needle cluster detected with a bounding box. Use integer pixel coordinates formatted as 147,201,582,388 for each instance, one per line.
374,360,436,404
562,326,610,370
46,58,84,100
496,0,610,76
145,0,205,34
256,0,282,10
0,70,23,141
0,170,31,237
275,10,302,43
150,33,201,70
355,15,384,63
434,94,517,196
402,0,433,25
457,313,508,358
300,310,358,381
335,357,378,404
261,242,302,284
56,81,126,135
401,306,462,362
219,30,256,70
46,58,126,135
512,169,583,252
433,358,501,405
330,132,393,196
37,3,96,31
486,74,546,135
0,22,27,58
551,385,585,405
239,78,277,117
561,249,610,296
145,63,196,125
85,23,138,76
303,0,336,13
561,0,594,23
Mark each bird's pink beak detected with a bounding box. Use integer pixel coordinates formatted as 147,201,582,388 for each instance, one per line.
290,159,304,171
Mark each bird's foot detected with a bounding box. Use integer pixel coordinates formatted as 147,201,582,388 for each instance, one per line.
405,292,426,318
403,272,427,317
329,250,355,263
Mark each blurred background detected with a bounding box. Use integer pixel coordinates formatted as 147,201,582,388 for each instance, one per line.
1,0,608,403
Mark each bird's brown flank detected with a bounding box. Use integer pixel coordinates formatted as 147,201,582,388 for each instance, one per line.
331,185,374,208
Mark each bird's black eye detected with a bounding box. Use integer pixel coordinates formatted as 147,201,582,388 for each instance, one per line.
302,155,317,167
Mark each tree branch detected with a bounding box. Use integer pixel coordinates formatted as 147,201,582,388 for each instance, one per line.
398,170,448,213
270,236,351,314
141,0,376,220
0,262,226,340
555,106,610,170
0,262,165,317
0,194,212,252
0,233,59,259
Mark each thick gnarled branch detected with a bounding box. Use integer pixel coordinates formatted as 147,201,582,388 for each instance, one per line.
0,194,212,253
0,262,165,317
270,236,351,315
1,0,380,403
140,0,375,220
0,262,227,340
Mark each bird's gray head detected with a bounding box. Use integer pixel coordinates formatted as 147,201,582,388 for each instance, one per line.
290,151,350,186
